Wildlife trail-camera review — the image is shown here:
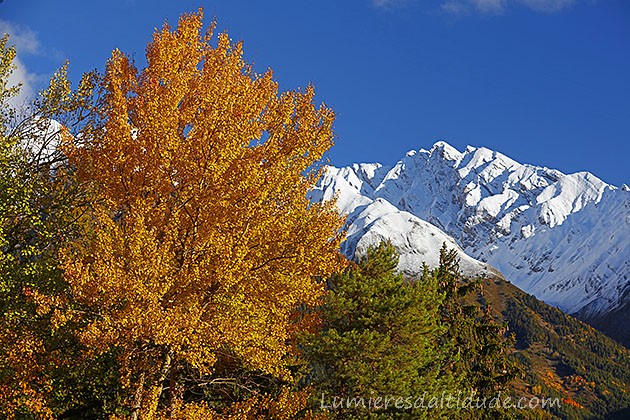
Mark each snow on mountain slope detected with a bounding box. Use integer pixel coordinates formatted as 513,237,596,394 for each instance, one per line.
342,198,502,279
313,141,629,317
310,164,502,279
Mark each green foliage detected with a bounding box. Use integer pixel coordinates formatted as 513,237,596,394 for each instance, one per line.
303,242,448,418
303,242,520,419
425,245,518,420
0,34,118,418
435,245,518,395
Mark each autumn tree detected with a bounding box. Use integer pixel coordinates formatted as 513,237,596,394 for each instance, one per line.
59,9,344,418
0,35,118,418
0,31,55,420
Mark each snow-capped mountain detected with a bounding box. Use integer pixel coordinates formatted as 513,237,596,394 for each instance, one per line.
312,141,629,318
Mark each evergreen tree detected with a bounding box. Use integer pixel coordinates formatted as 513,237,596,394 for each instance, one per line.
303,242,452,419
431,244,518,419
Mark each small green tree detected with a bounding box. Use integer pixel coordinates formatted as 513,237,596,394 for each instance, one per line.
303,242,452,419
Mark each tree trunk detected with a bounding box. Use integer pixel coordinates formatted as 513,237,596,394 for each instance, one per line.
131,348,173,419
143,348,174,417
155,348,173,401
130,372,146,420
168,362,184,415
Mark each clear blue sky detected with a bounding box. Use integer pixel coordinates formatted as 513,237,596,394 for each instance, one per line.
2,0,629,186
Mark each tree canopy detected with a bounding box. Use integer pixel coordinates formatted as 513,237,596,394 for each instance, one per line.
1,10,345,418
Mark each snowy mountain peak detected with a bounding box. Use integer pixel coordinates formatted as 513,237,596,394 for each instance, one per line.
313,142,629,318
429,140,463,162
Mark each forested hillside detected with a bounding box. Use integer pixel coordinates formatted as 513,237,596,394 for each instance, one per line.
477,276,630,418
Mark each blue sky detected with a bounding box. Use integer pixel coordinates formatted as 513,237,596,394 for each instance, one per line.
2,0,629,186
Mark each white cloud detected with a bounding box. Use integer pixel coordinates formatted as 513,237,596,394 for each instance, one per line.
0,19,40,55
441,1,471,14
7,56,37,107
371,0,409,9
472,0,507,14
0,19,42,108
517,0,574,12
440,0,576,15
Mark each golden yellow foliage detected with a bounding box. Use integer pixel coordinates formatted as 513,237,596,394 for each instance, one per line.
142,387,326,420
0,327,55,420
61,9,344,416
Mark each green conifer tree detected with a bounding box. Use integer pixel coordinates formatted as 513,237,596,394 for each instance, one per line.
431,244,518,419
304,242,519,419
303,242,452,419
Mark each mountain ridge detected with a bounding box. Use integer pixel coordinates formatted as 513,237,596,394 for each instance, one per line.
313,141,629,322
